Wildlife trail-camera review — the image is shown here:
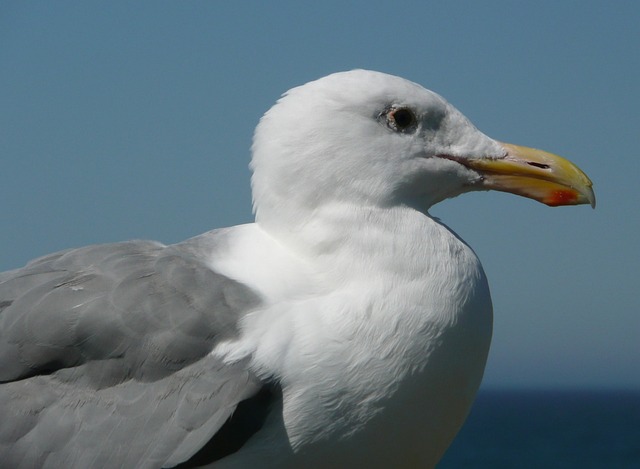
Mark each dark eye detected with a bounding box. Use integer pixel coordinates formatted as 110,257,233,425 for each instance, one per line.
387,107,417,132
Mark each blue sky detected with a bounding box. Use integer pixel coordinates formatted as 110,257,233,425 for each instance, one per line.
1,1,638,389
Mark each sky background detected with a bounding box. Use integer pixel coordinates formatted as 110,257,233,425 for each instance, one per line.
1,1,638,390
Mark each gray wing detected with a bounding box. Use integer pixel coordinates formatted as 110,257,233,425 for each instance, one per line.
0,234,266,468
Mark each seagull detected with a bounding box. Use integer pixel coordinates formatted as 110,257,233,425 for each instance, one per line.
0,70,594,468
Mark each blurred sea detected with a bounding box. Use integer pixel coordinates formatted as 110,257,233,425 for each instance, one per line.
438,389,640,469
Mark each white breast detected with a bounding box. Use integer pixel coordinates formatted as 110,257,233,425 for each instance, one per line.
211,207,493,468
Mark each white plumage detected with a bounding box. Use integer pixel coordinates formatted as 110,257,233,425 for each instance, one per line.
0,70,594,468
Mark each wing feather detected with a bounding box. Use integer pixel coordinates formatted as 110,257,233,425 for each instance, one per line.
0,234,267,468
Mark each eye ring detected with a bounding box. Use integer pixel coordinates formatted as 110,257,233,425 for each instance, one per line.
385,107,417,132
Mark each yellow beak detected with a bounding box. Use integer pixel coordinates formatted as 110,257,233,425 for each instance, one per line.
464,143,595,208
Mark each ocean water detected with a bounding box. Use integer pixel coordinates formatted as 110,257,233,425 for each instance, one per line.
437,389,640,469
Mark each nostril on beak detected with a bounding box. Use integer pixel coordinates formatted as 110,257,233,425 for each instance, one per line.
527,162,550,170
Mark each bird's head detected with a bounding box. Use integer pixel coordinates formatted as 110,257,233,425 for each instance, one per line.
251,70,594,229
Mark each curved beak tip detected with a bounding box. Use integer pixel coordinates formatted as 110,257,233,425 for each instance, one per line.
585,187,597,209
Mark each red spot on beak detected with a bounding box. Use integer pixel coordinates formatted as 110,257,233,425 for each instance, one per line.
548,190,578,206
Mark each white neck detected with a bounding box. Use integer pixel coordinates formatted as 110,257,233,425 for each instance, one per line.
208,204,493,467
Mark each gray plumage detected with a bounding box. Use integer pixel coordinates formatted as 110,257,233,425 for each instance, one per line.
0,233,264,468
